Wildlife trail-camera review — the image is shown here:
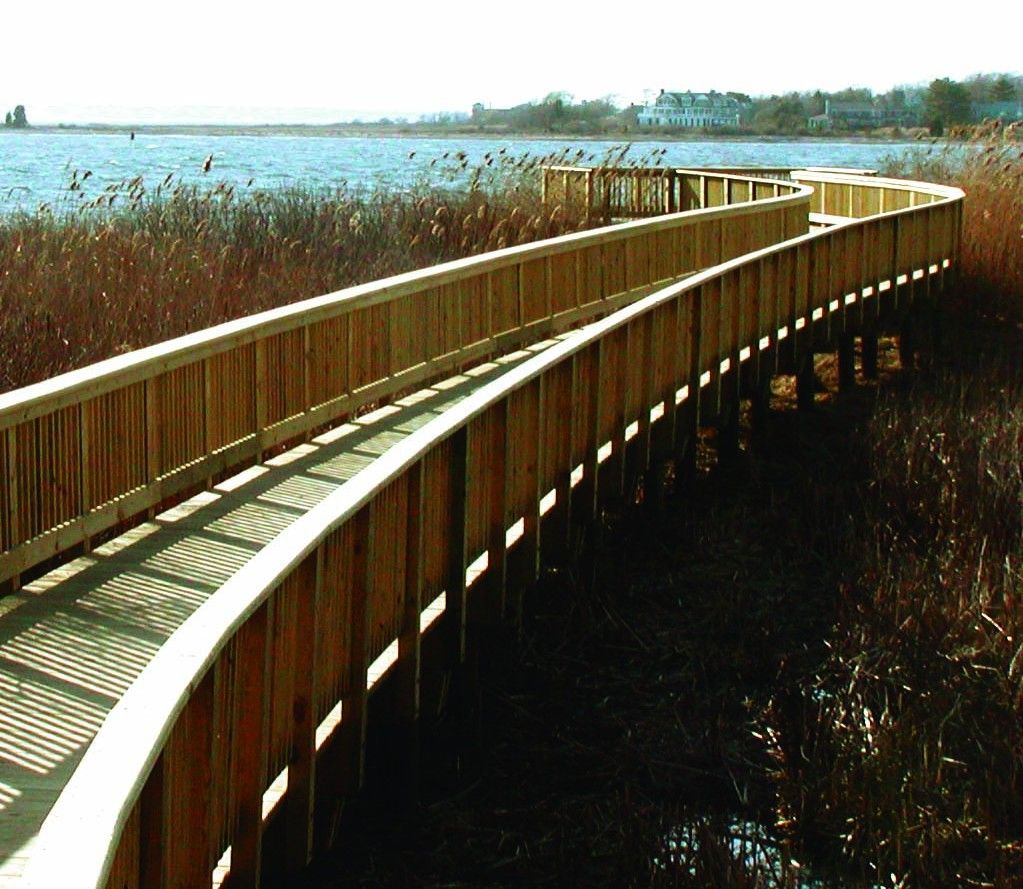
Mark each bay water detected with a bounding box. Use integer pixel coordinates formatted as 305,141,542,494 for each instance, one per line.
0,131,923,215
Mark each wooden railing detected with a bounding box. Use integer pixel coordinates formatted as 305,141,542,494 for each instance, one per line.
0,172,808,590
541,165,878,223
12,169,963,888
542,166,793,222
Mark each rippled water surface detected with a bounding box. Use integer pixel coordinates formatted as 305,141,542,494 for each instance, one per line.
0,132,921,213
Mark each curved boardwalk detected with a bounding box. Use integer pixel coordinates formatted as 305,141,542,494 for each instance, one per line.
0,168,962,888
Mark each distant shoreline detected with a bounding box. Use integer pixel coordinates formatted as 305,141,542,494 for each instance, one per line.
5,123,918,144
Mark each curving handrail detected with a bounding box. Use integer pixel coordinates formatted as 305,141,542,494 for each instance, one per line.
15,169,963,888
542,165,800,222
0,170,809,588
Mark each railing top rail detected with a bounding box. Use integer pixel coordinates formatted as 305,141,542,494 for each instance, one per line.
544,165,806,186
20,171,964,889
791,169,963,199
0,176,810,429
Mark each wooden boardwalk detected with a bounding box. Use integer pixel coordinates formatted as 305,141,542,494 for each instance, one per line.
0,167,965,888
0,339,559,887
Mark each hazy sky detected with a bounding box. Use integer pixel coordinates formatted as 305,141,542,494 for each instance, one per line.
1,0,1018,124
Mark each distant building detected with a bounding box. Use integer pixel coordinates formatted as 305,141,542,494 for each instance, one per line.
808,99,919,130
471,102,514,125
973,100,1023,123
637,90,745,128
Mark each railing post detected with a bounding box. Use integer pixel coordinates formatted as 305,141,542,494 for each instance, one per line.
677,287,703,484
572,343,601,527
899,315,915,371
480,402,509,624
716,396,741,464
838,332,856,392
338,505,373,799
749,373,772,452
138,753,166,889
797,351,816,411
861,323,879,380
283,554,321,879
391,461,424,802
539,366,574,567
506,378,542,629
446,427,470,662
229,602,272,888
161,669,215,888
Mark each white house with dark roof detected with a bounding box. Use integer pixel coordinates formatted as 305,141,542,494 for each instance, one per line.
637,90,745,128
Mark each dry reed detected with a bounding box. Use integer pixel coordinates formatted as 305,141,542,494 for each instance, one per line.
0,146,619,392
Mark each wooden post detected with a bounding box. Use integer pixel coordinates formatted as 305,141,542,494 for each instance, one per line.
749,374,772,452
481,402,509,624
838,332,856,393
446,427,470,663
505,379,541,630
861,325,879,380
899,315,915,371
284,554,320,879
138,754,167,889
675,288,702,486
716,398,740,464
392,462,424,803
573,343,602,529
540,370,574,568
339,506,373,799
229,603,271,887
163,670,214,888
797,352,816,412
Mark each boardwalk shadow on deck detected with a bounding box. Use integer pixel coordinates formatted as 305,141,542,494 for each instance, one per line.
0,342,552,882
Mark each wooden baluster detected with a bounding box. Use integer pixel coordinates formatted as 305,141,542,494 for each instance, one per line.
164,670,214,889
505,379,541,630
571,344,601,528
861,323,879,381
388,462,424,804
138,753,166,889
838,332,856,393
797,351,817,412
229,602,271,888
284,554,321,878
478,402,509,624
675,288,702,485
335,506,373,809
446,427,470,661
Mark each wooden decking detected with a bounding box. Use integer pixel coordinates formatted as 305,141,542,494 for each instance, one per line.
0,339,559,887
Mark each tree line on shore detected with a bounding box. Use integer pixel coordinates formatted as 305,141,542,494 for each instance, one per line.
414,72,1022,137
4,71,1020,137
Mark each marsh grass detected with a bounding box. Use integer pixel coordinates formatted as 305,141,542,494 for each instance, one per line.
762,126,1023,886
0,144,672,392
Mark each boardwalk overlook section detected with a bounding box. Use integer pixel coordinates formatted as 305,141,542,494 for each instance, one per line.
0,167,963,888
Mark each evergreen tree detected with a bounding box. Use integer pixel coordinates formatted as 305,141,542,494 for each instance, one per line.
991,75,1018,102
924,78,972,131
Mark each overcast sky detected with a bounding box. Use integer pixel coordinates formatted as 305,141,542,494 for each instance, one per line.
1,0,1018,124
